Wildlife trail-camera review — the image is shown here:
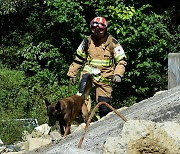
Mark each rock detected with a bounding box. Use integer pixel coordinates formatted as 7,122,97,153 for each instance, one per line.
103,137,126,154
5,86,180,154
154,90,166,96
13,124,53,153
28,138,52,152
57,147,96,154
34,124,51,136
0,139,3,145
49,131,63,141
22,124,51,139
22,131,32,141
72,123,86,133
157,121,180,146
103,120,180,154
5,152,24,154
0,146,7,153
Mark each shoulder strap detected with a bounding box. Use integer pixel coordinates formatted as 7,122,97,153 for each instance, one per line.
84,35,91,51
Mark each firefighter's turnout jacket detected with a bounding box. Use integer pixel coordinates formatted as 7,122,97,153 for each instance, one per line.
67,33,127,84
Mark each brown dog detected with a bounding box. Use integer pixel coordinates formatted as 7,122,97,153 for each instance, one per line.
45,95,88,136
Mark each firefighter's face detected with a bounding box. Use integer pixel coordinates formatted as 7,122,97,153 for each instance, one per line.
91,22,106,35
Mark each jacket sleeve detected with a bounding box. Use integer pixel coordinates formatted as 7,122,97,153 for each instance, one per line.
112,39,127,77
67,38,88,77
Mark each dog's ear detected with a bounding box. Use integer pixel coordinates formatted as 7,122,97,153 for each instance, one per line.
45,98,50,107
55,101,61,112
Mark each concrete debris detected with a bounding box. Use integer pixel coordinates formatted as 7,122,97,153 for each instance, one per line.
0,124,63,154
34,124,51,136
103,120,180,154
27,138,52,152
0,139,3,145
154,90,166,96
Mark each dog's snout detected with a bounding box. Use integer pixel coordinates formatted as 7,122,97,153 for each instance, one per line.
48,121,56,126
48,118,56,126
48,123,53,126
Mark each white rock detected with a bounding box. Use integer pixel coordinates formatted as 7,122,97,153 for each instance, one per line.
34,124,51,135
0,139,3,145
49,131,63,141
154,90,166,96
157,121,180,146
28,138,52,152
70,123,89,135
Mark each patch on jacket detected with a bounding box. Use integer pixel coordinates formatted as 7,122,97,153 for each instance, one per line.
115,46,124,55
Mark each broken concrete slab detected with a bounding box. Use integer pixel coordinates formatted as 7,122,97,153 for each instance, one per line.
103,120,180,154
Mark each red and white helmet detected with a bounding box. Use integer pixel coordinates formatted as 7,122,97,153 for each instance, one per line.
90,17,108,33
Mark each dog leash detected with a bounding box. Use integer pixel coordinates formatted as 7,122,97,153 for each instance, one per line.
77,102,127,148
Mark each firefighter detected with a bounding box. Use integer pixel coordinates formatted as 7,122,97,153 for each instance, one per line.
67,16,127,118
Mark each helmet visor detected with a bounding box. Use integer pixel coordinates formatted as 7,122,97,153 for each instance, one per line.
91,22,106,33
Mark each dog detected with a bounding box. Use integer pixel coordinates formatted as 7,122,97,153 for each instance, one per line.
45,95,88,136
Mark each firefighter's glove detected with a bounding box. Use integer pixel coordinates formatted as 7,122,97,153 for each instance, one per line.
113,75,121,83
70,77,76,85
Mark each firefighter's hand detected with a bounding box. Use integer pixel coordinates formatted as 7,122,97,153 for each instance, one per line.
113,75,121,83
70,77,76,85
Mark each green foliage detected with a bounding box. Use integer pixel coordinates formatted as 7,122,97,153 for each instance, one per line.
0,69,31,144
108,5,135,21
0,120,31,144
0,69,29,117
0,0,35,15
16,42,67,80
44,0,88,57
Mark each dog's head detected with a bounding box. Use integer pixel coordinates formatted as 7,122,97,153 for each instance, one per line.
45,99,61,126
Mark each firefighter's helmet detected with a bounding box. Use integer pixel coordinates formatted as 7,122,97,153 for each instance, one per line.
90,17,108,33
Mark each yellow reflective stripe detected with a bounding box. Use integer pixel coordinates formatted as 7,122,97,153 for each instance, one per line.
90,59,113,66
94,75,101,81
83,65,93,73
83,65,101,81
76,49,87,59
115,53,126,62
99,77,111,84
83,65,111,84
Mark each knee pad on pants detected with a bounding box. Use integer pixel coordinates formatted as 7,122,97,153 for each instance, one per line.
98,96,111,118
